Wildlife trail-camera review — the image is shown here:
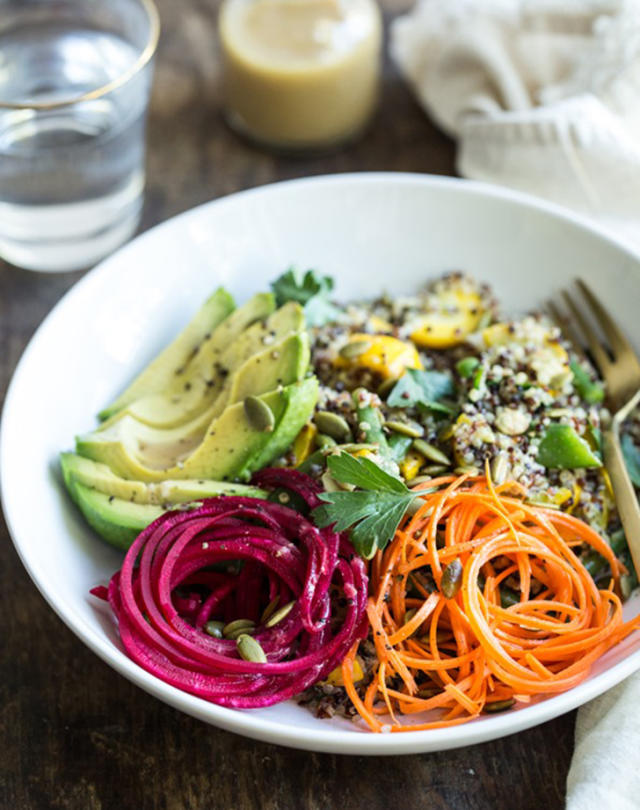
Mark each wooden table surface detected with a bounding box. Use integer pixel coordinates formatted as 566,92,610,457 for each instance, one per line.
0,1,575,807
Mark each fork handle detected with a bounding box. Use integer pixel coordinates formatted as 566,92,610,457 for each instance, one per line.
603,427,640,579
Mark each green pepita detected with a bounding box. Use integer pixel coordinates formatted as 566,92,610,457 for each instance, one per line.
316,433,337,450
482,698,516,713
260,596,280,624
455,465,480,475
339,339,372,360
412,439,451,466
384,419,424,439
244,395,275,433
236,633,267,663
313,411,352,442
421,465,449,475
441,559,463,599
490,453,510,486
265,600,295,628
222,618,256,639
204,620,225,638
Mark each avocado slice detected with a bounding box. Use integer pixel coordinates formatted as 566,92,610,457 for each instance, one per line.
76,377,319,482
101,303,307,432
60,452,267,505
98,288,235,421
69,481,165,550
102,293,279,430
78,332,312,479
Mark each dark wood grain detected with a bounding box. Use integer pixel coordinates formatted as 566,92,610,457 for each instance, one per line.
0,1,575,808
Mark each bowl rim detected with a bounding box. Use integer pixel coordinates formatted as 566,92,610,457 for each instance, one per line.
3,171,640,755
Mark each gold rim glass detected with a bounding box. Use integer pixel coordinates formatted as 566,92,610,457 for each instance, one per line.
0,0,160,110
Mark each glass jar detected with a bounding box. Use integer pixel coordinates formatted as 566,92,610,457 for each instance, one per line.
219,0,382,153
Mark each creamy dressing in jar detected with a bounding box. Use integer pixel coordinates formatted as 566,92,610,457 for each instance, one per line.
219,0,382,151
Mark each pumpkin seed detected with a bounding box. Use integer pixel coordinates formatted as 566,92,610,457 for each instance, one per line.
482,698,516,713
265,600,295,628
421,465,449,475
384,419,424,439
204,620,224,638
244,396,275,432
313,411,352,442
321,470,342,493
260,596,280,624
316,433,337,450
222,618,256,639
455,465,480,475
412,439,451,466
337,443,377,453
441,558,463,599
490,453,510,486
339,339,372,360
417,687,442,699
410,475,438,487
236,633,267,663
404,497,425,517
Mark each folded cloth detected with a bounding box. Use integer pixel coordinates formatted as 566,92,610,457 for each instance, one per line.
566,674,640,810
390,0,640,245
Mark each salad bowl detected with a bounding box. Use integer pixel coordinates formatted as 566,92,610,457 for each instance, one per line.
3,173,640,754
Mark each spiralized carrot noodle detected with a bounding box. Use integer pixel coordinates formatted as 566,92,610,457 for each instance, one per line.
342,472,640,733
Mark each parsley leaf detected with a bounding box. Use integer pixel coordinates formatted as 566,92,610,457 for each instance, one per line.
386,368,455,414
312,453,415,559
271,268,342,327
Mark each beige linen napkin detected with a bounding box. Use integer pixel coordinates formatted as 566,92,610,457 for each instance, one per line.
390,0,640,246
391,1,640,805
566,675,640,810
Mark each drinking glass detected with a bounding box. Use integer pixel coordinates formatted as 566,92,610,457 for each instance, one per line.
0,0,160,272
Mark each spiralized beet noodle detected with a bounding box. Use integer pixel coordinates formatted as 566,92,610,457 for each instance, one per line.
92,469,368,708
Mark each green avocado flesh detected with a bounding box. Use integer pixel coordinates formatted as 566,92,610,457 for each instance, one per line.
67,288,319,549
72,482,164,550
115,299,306,430
98,288,236,421
62,454,267,549
76,377,319,482
60,453,267,504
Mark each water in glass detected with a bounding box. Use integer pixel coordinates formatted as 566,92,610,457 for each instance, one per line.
0,18,153,271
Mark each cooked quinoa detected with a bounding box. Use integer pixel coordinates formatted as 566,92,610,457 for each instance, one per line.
292,271,637,717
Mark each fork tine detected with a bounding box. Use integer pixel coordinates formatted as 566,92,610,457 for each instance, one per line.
562,290,612,375
576,279,636,360
546,300,583,358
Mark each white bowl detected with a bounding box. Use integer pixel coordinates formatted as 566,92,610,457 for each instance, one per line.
3,173,640,754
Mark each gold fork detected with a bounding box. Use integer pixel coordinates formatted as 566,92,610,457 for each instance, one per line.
548,280,640,579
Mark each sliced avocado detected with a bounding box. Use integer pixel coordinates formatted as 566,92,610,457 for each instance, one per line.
103,293,279,430
100,309,308,436
71,481,164,550
237,377,320,478
115,300,304,430
98,288,235,421
60,452,267,505
77,332,312,480
76,377,319,482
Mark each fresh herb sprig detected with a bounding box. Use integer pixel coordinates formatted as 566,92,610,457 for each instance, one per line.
386,368,454,414
312,452,418,559
271,268,342,327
